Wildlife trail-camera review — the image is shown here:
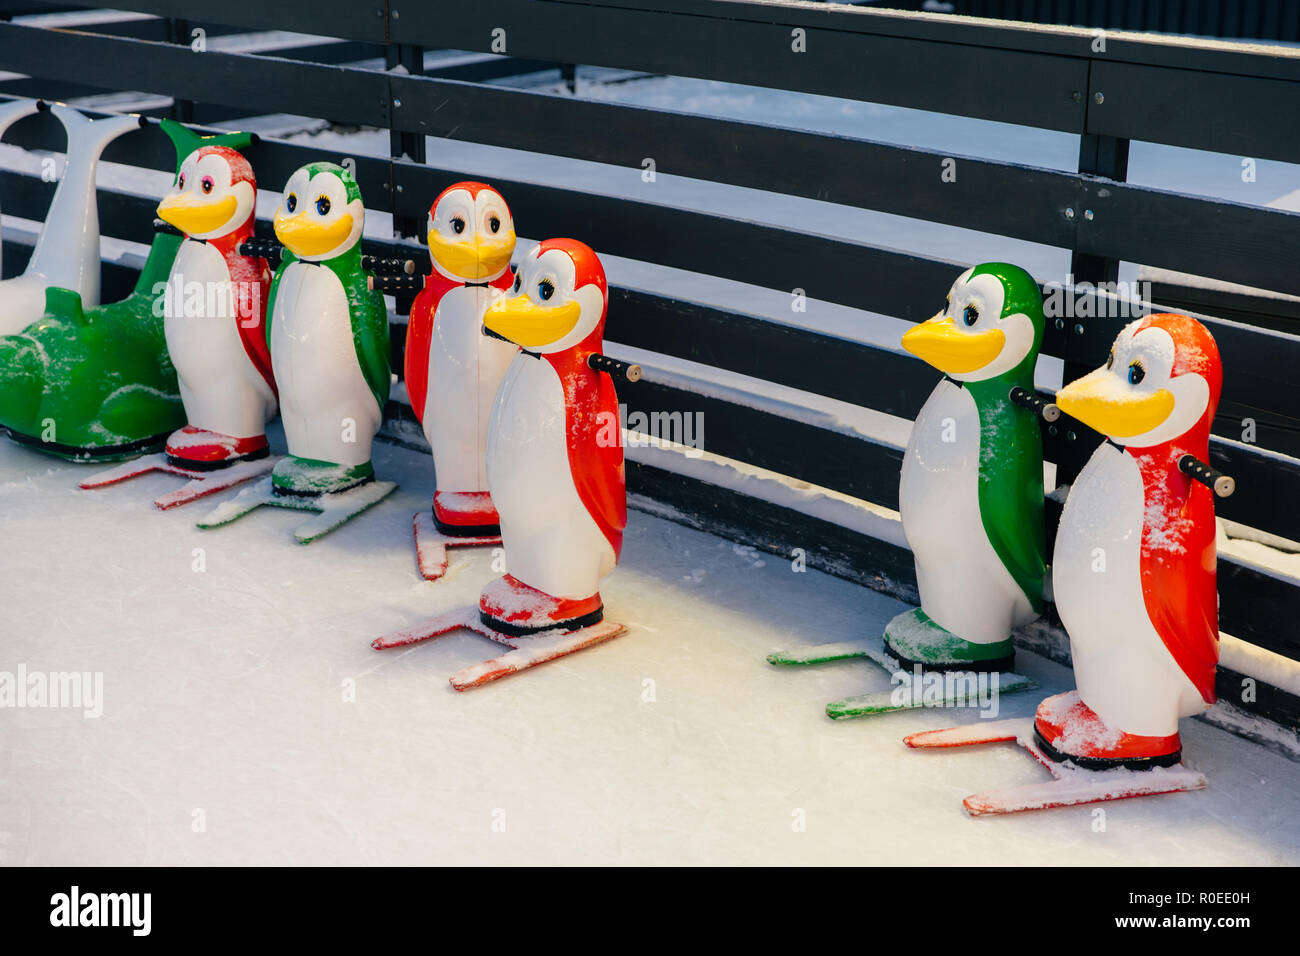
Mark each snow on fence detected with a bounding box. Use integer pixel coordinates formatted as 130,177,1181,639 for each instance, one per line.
1,0,1298,746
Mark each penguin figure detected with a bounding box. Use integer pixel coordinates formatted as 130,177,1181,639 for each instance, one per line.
479,239,626,632
267,162,389,495
1044,313,1222,767
404,181,517,534
157,144,276,468
893,263,1047,669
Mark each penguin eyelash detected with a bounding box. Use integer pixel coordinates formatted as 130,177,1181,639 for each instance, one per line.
1128,360,1146,386
1106,349,1115,369
962,304,980,327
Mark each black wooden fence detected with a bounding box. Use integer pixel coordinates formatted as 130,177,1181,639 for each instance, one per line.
0,0,1297,743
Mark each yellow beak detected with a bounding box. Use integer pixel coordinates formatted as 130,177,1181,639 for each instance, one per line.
274,208,355,259
901,315,1005,375
157,191,237,236
428,229,516,280
483,292,581,349
1055,368,1175,439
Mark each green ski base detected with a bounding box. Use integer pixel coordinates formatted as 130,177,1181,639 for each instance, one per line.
196,474,397,543
767,632,1036,720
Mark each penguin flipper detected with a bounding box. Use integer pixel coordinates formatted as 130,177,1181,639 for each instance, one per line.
264,248,298,354
1141,483,1220,705
347,275,391,416
569,369,627,561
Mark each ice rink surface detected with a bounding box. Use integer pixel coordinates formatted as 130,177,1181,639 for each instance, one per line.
1,431,1298,866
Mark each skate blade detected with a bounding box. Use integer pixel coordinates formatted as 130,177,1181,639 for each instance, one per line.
449,620,627,691
293,481,397,543
412,511,501,581
78,453,173,489
828,671,1035,720
372,607,627,690
196,477,396,542
766,641,872,666
153,456,276,510
904,717,1035,749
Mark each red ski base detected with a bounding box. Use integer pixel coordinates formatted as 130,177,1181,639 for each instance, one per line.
370,605,627,690
411,511,501,581
78,453,276,510
904,718,1207,816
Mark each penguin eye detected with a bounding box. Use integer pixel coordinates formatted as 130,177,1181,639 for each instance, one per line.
286,193,297,213
315,195,331,217
1128,361,1146,386
538,279,555,302
512,274,521,293
962,304,979,327
1106,349,1115,370
489,216,501,234
451,216,466,235
201,176,214,194
177,173,186,189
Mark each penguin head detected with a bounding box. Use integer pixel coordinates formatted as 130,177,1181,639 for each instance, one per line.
156,145,255,241
273,162,364,262
482,239,607,354
1056,312,1221,448
426,182,515,281
901,263,1044,382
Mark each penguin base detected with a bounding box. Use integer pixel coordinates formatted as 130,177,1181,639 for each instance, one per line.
164,426,270,472
904,714,1206,815
477,574,605,637
411,511,501,582
882,608,1016,673
271,456,374,497
79,452,276,510
432,490,501,537
370,604,627,691
1032,691,1183,770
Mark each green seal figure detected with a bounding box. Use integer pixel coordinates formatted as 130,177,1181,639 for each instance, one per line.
890,263,1047,671
0,119,255,460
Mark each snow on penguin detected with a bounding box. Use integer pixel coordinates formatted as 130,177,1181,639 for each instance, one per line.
1044,312,1223,767
892,263,1047,670
267,161,390,495
156,143,276,467
405,181,517,534
479,238,626,633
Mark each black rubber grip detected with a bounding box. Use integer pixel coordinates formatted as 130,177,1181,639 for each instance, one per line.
1178,454,1235,498
238,237,282,266
588,353,642,382
1009,385,1060,422
368,273,423,293
363,255,415,276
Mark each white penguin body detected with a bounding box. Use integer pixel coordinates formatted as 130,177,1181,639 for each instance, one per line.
1053,442,1206,738
424,283,515,490
164,239,275,438
900,380,1035,645
270,261,379,467
487,353,614,600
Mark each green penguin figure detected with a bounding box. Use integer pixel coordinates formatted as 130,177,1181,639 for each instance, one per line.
196,161,396,543
890,262,1047,667
0,119,255,460
767,263,1047,718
